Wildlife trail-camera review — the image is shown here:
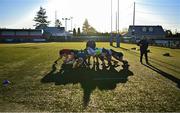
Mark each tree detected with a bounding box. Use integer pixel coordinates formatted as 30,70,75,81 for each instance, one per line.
77,27,81,35
73,28,76,36
82,19,90,34
89,26,97,34
165,30,172,37
55,19,62,27
34,7,50,29
173,33,180,38
121,28,128,34
82,19,97,35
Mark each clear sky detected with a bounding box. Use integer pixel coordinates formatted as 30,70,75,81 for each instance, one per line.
0,0,180,32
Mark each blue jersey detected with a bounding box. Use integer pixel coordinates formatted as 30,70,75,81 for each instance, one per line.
76,51,87,59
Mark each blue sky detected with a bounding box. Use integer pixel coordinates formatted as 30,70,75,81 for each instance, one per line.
135,0,180,29
0,0,45,28
0,0,180,32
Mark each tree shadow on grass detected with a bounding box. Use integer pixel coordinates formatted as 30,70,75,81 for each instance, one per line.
142,63,180,89
41,62,133,108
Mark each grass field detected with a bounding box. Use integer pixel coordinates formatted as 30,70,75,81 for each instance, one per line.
0,42,180,112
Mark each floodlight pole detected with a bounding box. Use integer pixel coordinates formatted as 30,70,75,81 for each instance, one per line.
70,17,73,32
133,2,135,26
62,17,70,40
116,0,120,48
116,12,117,33
111,0,112,33
55,10,57,27
117,0,119,34
110,0,113,46
132,2,136,42
62,18,70,31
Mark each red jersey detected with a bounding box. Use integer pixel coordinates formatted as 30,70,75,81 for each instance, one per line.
59,49,72,55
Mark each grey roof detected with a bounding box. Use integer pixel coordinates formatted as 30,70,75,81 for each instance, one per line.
0,28,42,32
128,25,165,36
43,27,66,36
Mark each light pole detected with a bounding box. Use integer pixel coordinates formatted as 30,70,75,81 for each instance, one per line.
117,0,119,34
116,0,120,47
110,0,113,46
62,17,70,40
133,2,135,26
55,10,57,27
70,17,73,32
111,0,112,33
62,17,70,31
132,2,136,42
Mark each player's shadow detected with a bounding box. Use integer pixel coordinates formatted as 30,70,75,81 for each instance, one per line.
142,63,180,89
41,62,133,108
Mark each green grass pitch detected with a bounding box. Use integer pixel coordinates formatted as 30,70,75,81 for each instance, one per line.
0,42,180,112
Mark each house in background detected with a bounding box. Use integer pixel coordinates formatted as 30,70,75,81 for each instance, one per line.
126,25,165,41
123,25,180,48
0,29,45,42
42,27,70,37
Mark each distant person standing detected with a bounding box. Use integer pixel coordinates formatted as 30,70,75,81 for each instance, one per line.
110,33,113,46
137,37,149,64
116,34,121,48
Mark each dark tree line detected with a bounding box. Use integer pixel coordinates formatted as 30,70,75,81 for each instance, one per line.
165,30,180,38
73,28,81,36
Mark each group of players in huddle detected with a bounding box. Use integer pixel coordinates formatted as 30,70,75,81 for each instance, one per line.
55,40,128,69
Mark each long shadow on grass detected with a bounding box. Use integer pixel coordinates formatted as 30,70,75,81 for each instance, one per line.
41,63,133,107
143,63,180,89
